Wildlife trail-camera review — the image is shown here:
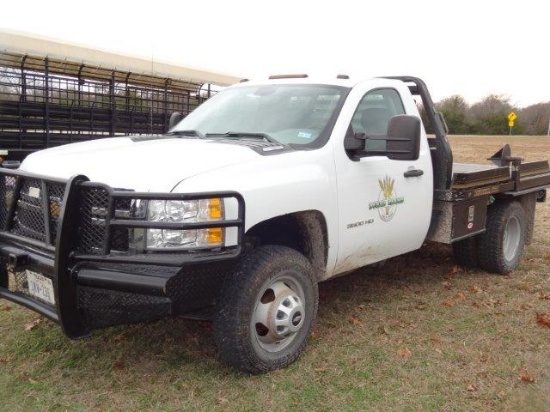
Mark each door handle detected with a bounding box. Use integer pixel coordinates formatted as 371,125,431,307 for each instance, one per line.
404,169,424,178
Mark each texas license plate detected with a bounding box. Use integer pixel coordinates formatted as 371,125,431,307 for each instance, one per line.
26,270,55,305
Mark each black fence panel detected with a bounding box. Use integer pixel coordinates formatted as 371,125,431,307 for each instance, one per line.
0,51,215,160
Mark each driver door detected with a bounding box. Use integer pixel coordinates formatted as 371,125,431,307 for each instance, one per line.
333,85,433,275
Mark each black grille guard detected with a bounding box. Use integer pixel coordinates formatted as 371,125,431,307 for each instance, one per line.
0,168,245,337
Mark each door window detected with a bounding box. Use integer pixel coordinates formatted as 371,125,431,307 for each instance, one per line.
350,88,406,153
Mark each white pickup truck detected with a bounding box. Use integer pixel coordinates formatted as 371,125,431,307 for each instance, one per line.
1,75,549,374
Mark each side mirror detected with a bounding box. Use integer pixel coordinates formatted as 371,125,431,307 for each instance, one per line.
385,115,421,161
168,112,184,132
1,160,21,169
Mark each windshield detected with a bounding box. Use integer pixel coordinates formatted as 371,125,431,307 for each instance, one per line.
171,84,348,148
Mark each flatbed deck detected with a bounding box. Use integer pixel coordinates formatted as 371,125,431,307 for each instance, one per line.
432,159,550,202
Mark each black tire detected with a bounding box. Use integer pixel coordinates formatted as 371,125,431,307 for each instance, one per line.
213,245,318,374
477,201,526,274
452,236,479,269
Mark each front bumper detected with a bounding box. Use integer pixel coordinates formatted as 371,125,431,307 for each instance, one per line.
0,169,244,338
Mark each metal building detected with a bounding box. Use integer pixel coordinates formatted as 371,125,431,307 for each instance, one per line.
0,30,240,160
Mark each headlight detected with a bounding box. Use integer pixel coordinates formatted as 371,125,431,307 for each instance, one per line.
146,198,224,250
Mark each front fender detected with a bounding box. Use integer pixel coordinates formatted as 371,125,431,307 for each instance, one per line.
172,149,339,274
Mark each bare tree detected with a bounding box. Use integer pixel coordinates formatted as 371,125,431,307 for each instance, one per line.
436,95,470,134
519,102,550,135
467,95,514,135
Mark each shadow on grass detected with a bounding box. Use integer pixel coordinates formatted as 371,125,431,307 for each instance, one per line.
8,242,489,378
317,242,483,309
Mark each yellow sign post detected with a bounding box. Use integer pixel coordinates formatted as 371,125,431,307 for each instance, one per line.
507,112,517,134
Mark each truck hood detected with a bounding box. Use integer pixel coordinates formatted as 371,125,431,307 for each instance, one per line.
20,137,263,192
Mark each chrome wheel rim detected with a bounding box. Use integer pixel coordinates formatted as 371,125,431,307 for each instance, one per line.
251,277,306,353
503,215,521,261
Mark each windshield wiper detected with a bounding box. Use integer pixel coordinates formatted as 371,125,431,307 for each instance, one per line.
166,129,205,138
205,132,281,144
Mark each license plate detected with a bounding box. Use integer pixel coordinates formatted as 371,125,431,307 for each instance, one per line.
26,270,55,305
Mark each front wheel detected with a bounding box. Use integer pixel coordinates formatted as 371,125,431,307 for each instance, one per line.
477,201,526,274
213,246,318,374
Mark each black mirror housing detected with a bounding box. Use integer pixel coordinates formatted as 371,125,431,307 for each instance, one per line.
345,115,421,161
384,115,421,161
0,160,21,169
344,127,366,152
168,112,184,132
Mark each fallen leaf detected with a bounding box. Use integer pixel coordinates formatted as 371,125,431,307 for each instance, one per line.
314,367,328,373
113,360,125,370
378,325,389,335
536,313,550,328
24,318,41,331
375,334,388,344
443,299,455,307
519,303,533,311
415,302,426,310
519,371,536,383
216,396,228,405
397,348,411,359
349,317,363,326
467,383,478,392
1,305,12,312
442,281,452,290
28,377,37,384
485,299,503,308
470,285,482,294
545,255,550,261
430,336,441,346
113,333,128,343
449,265,459,276
538,291,550,300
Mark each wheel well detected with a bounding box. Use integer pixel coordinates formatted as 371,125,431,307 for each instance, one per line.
516,193,537,245
245,211,328,280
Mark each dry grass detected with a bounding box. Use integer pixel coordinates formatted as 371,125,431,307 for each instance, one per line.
449,134,550,164
1,135,550,411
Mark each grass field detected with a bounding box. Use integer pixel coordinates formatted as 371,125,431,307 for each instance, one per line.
1,135,549,411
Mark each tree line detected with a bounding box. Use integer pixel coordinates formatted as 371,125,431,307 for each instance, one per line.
434,95,550,135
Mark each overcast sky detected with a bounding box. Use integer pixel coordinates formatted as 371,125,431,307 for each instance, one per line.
1,0,547,107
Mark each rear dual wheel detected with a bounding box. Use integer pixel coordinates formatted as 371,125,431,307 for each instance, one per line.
452,201,526,274
477,201,526,274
